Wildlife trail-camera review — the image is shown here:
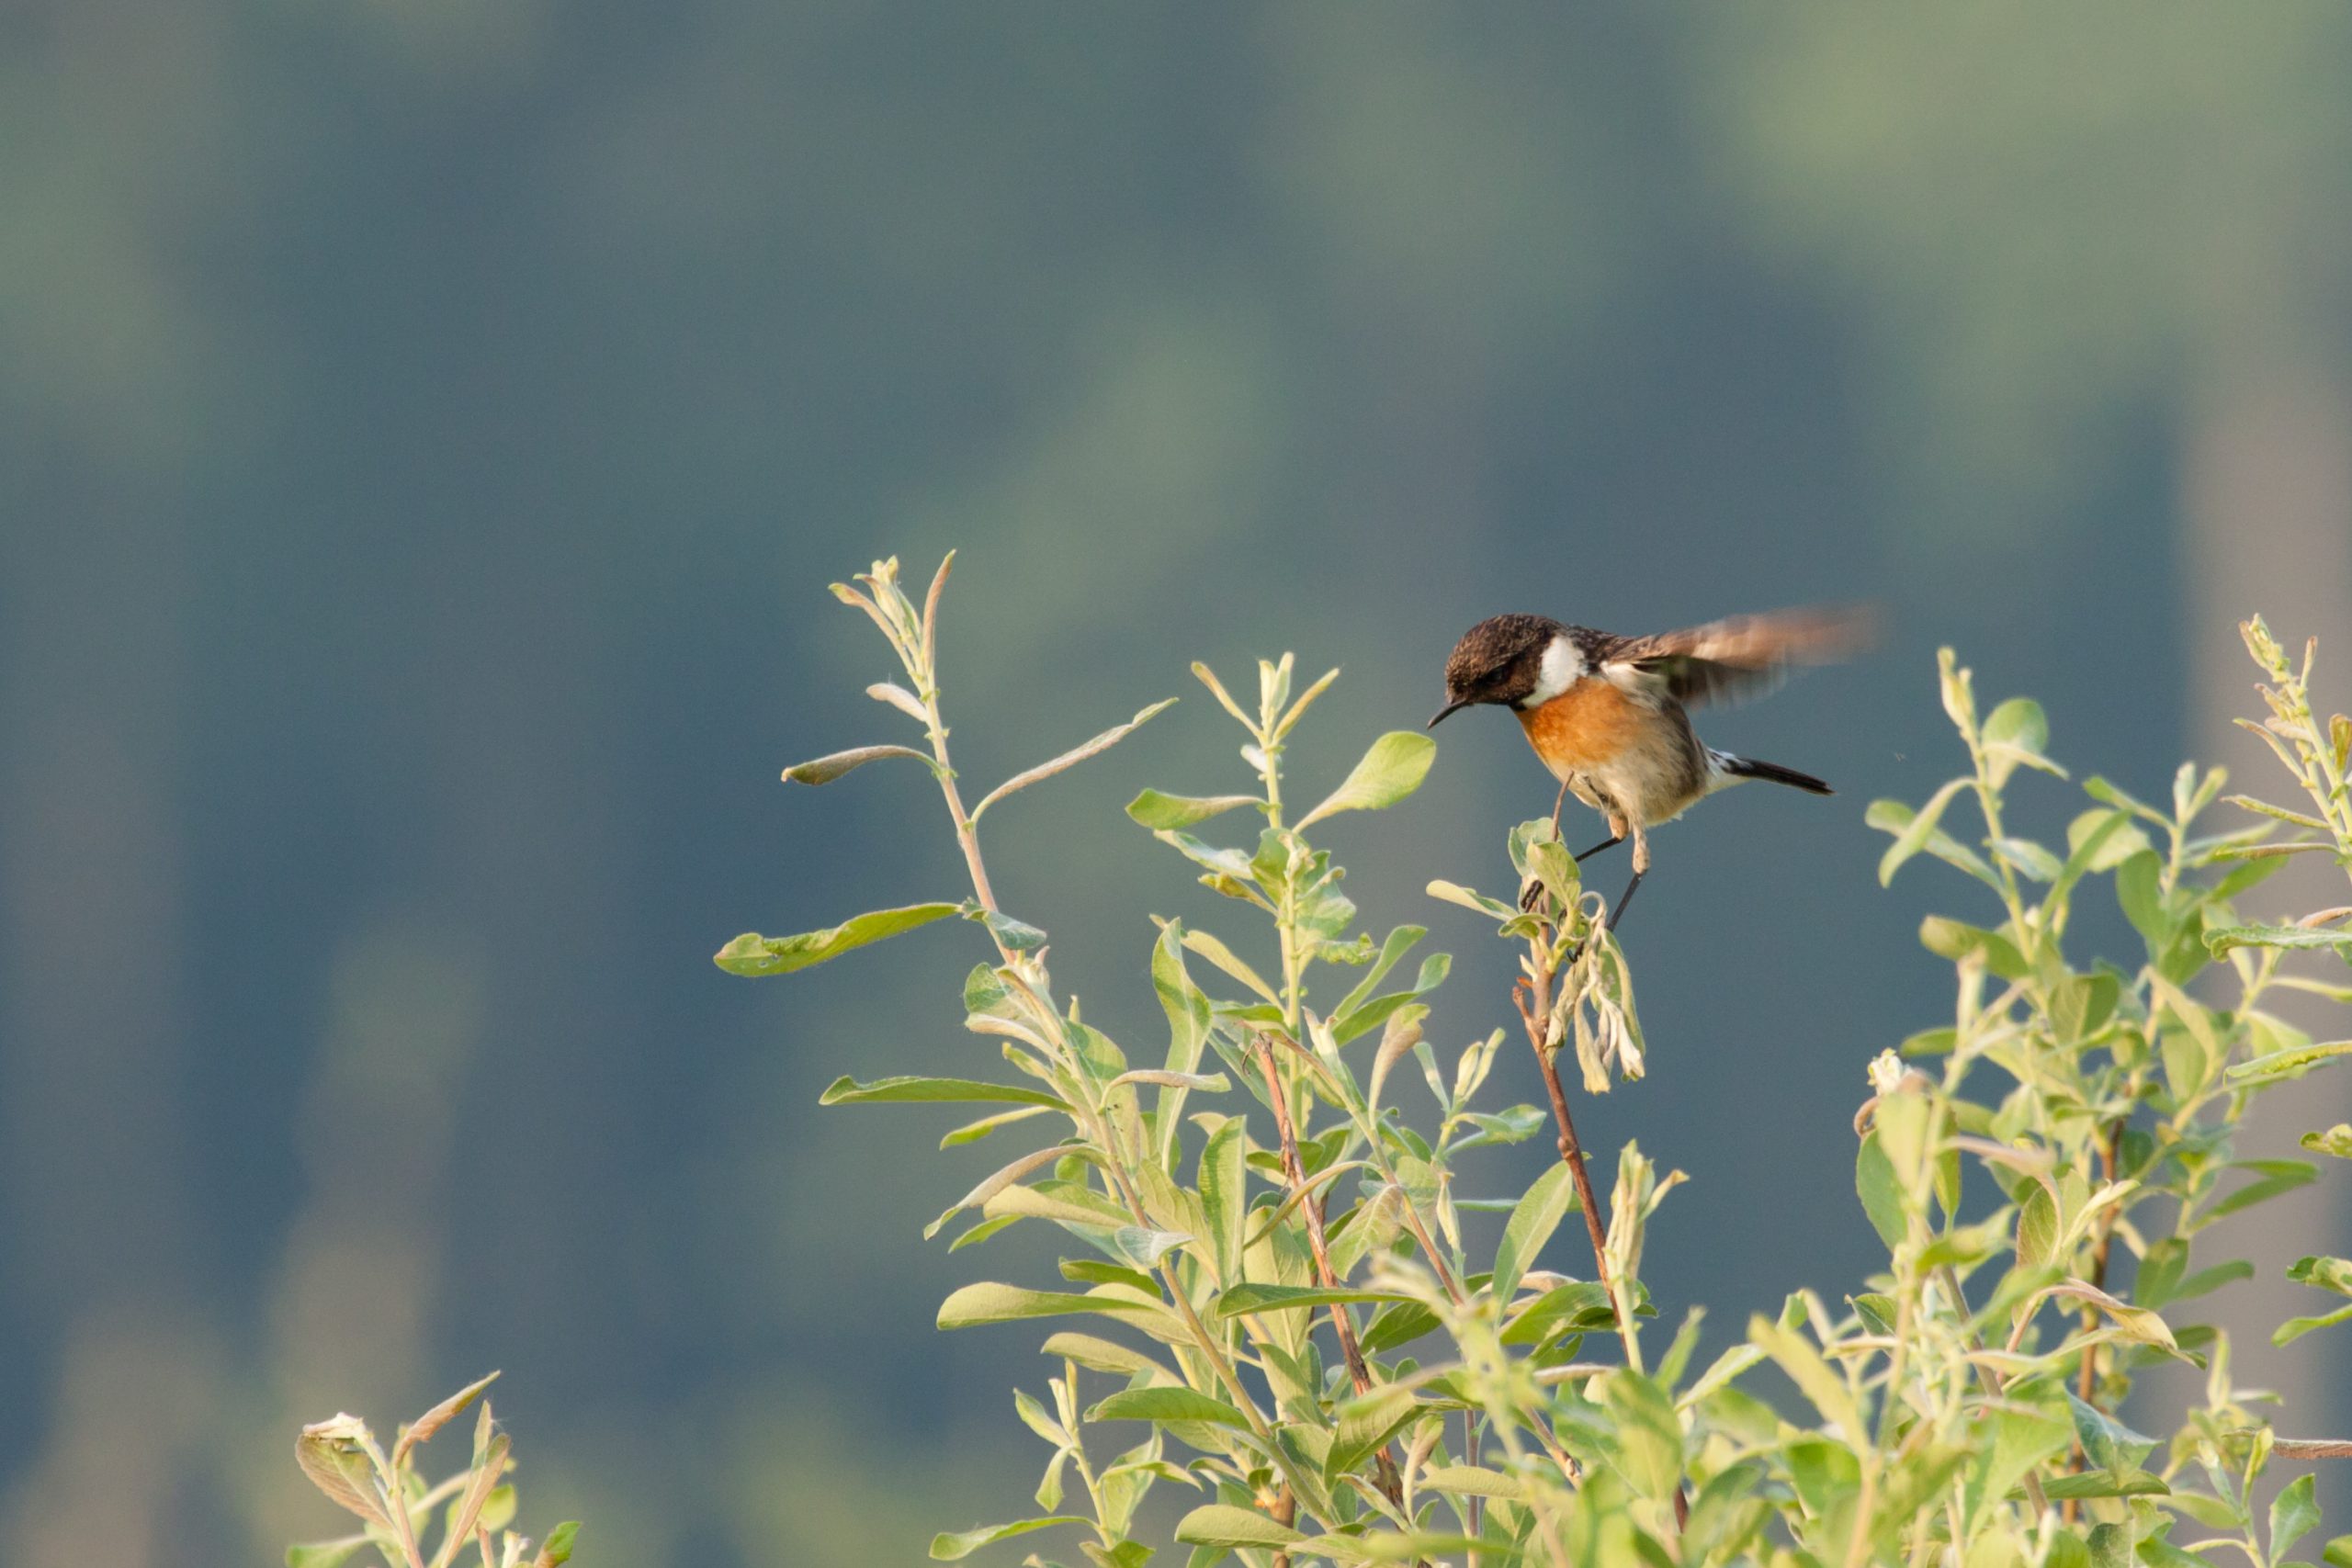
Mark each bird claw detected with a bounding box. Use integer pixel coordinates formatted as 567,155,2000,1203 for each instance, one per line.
1518,879,1544,914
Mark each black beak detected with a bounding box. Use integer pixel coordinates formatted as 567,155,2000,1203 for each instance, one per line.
1428,699,1470,728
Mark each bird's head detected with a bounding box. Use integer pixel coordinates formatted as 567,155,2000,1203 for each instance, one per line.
1430,614,1573,728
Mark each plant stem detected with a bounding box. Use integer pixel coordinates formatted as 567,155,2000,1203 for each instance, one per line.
1512,917,1688,1531
1254,1035,1412,1524
917,663,1325,1526
1514,946,1633,1371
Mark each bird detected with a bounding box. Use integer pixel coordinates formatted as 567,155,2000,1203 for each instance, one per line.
1428,607,1867,934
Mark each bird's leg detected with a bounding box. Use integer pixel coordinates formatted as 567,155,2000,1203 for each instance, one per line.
1549,777,1571,834
1604,870,1645,932
1604,829,1653,934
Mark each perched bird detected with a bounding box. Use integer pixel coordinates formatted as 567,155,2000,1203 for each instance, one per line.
1428,608,1867,932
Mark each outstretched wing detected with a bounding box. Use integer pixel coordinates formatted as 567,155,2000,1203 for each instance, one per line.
1597,606,1871,708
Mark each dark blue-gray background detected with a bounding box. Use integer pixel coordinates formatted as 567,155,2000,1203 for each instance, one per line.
6,6,2351,1562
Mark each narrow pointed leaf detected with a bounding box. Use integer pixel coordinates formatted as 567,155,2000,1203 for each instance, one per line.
287,1541,368,1568
528,1523,581,1568
1085,1388,1252,1427
929,1517,1090,1561
782,744,936,785
1126,790,1260,830
867,682,929,720
820,1075,1065,1109
971,700,1177,822
394,1372,500,1466
716,902,961,976
1175,1504,1306,1549
1216,1282,1415,1317
2228,1042,2352,1086
1492,1162,1577,1310
937,1283,1163,1329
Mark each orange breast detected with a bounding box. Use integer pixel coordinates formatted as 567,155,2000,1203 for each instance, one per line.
1517,678,1645,775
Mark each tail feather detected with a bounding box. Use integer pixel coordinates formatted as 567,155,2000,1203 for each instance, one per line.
1712,750,1833,795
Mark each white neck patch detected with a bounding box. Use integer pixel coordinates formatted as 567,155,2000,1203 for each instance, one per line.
1519,633,1584,707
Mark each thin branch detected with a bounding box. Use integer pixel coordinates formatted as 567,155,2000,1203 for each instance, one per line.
1253,1034,1411,1524
2275,1439,2352,1459
1512,916,1689,1532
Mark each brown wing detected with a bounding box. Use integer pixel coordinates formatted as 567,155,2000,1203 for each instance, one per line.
1598,606,1872,708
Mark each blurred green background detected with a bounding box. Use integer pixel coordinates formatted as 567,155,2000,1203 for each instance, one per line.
6,5,2352,1562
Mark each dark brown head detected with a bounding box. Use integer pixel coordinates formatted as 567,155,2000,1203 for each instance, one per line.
1430,614,1569,727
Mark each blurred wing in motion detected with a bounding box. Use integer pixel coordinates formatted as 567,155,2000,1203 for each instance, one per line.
1600,606,1873,708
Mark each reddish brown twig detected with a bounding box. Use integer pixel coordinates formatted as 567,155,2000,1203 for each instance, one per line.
1512,916,1690,1533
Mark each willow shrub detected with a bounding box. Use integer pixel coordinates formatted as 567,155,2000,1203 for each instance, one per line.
708,557,2352,1568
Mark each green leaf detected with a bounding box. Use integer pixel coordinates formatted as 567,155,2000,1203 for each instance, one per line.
2039,1471,2168,1500
1331,953,1452,1046
2275,1302,2352,1345
1500,1280,1645,1346
1085,1388,1252,1427
930,1517,1090,1561
2115,851,2168,948
1871,779,1971,886
2048,972,2120,1043
530,1521,581,1568
1992,835,2064,881
1970,1406,2073,1527
1297,732,1437,829
2016,1182,2058,1273
2207,1158,2318,1219
1216,1282,1415,1317
946,1214,1020,1251
1195,1117,1247,1285
1417,1464,1523,1499
1179,928,1280,1003
2289,1255,2352,1298
820,1075,1064,1109
781,743,937,785
1423,878,1523,922
1863,796,2003,893
972,908,1049,952
1602,1371,1684,1503
2173,1259,2255,1303
1331,926,1428,1022
937,1283,1163,1330
2067,1392,2156,1477
1174,1505,1304,1550
2208,925,2352,957
1982,697,2060,787
286,1541,368,1568
2308,1124,2352,1159
1040,1334,1174,1381
971,700,1178,822
1856,1131,1906,1251
1492,1161,1578,1309
941,1105,1055,1148
2273,1472,2322,1562
2232,1042,2352,1086
716,902,962,976
1917,915,2030,980
1750,1316,1863,1439
1127,790,1260,830
2325,1535,2352,1568
924,1145,1101,1243
1328,1383,1419,1480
